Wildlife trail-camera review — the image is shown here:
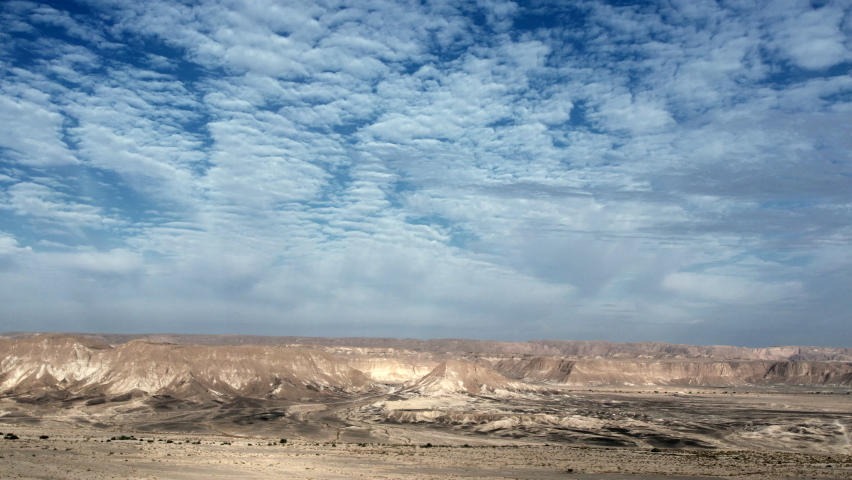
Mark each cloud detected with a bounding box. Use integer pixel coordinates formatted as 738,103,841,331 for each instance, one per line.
662,272,801,304
0,0,850,346
50,247,145,278
0,87,78,166
592,92,674,134
2,181,117,230
763,1,849,70
0,232,31,257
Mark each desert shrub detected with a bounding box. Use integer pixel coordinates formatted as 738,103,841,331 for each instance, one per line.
4,433,19,440
39,435,49,439
279,438,287,444
423,443,432,448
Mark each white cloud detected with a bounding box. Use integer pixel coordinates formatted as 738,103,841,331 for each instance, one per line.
50,248,145,277
662,272,802,304
0,233,31,257
0,0,850,345
2,182,117,229
764,2,849,70
0,91,78,166
593,92,674,134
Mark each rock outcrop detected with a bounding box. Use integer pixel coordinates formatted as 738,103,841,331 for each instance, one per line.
4,332,851,361
404,360,532,395
1,335,850,402
488,356,852,386
0,334,375,401
346,357,437,384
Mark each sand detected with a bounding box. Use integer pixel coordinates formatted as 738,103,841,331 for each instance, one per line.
2,422,851,479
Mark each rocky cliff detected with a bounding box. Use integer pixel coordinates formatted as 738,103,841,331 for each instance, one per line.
405,360,533,395
1,335,850,403
487,356,852,386
5,332,851,361
0,334,375,401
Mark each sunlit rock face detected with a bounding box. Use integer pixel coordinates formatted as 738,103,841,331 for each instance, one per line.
0,334,376,401
346,357,437,384
488,356,852,387
1,334,850,404
404,360,535,396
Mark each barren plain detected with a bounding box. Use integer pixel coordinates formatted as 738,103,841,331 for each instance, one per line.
2,333,851,479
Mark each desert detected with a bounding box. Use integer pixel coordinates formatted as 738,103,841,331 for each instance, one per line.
5,0,852,477
1,333,852,479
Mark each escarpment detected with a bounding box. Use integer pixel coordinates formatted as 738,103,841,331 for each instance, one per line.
1,335,850,405
0,335,375,401
405,360,536,395
486,356,852,386
345,357,437,384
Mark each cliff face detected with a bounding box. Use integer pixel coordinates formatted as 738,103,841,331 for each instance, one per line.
5,332,850,361
405,360,531,395
0,335,375,400
345,357,437,384
489,356,852,386
1,335,850,402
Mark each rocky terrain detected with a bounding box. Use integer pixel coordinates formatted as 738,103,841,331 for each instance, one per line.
2,424,851,479
403,359,534,395
0,334,375,402
5,331,852,361
2,333,852,479
3,333,851,398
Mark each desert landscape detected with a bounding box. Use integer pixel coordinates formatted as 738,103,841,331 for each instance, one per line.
2,332,852,479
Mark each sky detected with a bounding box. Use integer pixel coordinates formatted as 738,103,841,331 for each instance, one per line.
0,0,850,346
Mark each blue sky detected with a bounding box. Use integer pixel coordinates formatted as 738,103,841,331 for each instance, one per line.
1,0,850,346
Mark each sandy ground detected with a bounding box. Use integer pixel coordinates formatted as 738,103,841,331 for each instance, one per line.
1,423,851,480
2,387,852,479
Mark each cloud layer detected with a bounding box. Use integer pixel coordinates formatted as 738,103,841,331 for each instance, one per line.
1,0,850,346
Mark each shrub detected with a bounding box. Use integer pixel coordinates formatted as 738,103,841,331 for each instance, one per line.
279,438,287,444
4,433,19,440
39,435,49,439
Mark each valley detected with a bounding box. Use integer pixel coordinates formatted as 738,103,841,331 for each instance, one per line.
2,333,852,479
